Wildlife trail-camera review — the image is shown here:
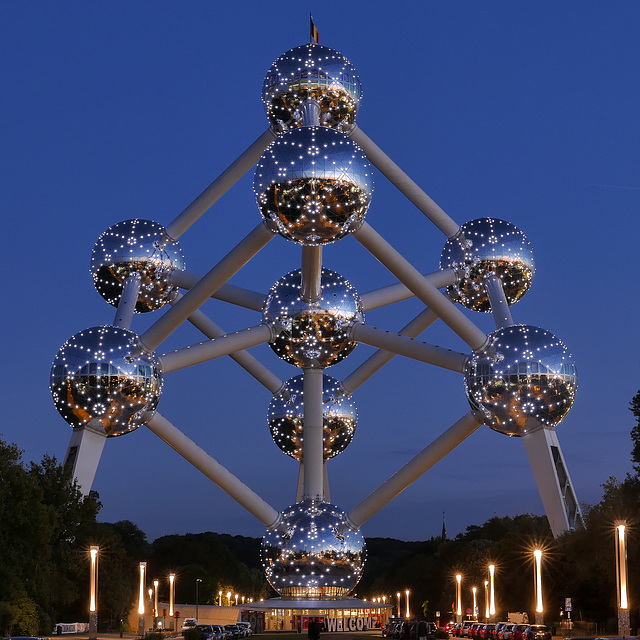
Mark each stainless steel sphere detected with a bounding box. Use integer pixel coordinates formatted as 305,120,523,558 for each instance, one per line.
464,324,577,436
262,501,365,600
268,374,357,461
254,126,373,245
262,43,363,132
91,219,185,312
440,218,534,312
263,268,363,368
50,325,162,436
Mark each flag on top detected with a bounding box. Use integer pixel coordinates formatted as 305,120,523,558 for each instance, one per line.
310,14,319,44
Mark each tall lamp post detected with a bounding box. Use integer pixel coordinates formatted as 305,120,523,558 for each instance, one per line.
488,565,495,619
196,578,202,621
153,580,159,628
615,523,631,636
455,575,462,623
533,550,543,624
397,592,402,618
472,587,477,621
484,581,489,620
405,589,410,619
169,573,175,627
219,590,223,606
138,562,147,636
89,546,99,640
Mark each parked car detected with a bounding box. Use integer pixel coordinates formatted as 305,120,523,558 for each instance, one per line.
481,624,496,640
224,625,241,640
236,622,252,637
499,624,515,640
194,625,216,640
523,626,551,640
182,619,198,635
211,626,227,640
510,625,528,640
461,622,475,637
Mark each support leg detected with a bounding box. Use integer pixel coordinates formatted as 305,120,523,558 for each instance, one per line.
63,424,107,495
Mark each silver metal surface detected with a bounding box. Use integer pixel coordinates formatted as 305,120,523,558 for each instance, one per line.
268,374,357,462
254,126,373,245
262,43,362,132
262,500,365,600
50,325,162,436
464,324,577,436
440,217,534,312
262,267,364,368
91,219,185,312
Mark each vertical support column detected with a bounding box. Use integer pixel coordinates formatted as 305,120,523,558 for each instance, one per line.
63,424,107,495
522,427,584,537
300,246,322,303
302,368,324,502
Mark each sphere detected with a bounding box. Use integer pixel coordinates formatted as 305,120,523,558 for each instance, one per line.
50,325,162,436
464,324,577,436
262,501,365,600
268,374,357,461
440,218,534,312
262,43,363,132
254,126,373,245
263,268,363,368
91,219,185,312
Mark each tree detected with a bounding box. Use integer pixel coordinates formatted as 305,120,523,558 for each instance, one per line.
630,390,640,474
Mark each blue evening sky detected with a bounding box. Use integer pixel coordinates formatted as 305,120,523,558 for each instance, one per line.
1,1,639,542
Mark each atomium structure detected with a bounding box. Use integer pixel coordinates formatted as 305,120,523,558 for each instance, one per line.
51,38,582,604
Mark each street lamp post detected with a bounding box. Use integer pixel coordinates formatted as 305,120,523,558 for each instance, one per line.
196,579,202,621
405,589,410,619
138,562,147,636
533,550,543,624
615,524,631,636
219,590,223,606
227,592,232,607
154,580,159,628
455,575,462,623
169,574,176,623
397,592,402,618
484,581,489,621
89,546,99,640
488,565,495,619
472,587,477,621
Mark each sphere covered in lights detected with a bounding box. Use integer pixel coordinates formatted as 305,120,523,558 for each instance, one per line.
91,219,185,312
50,325,162,436
262,43,363,132
254,126,373,245
268,374,357,461
262,501,365,600
263,268,363,368
464,324,577,436
440,218,534,312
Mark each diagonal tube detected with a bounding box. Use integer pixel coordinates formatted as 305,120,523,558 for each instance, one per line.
348,125,460,239
172,293,283,394
345,412,482,530
360,268,458,311
113,274,141,328
170,270,266,311
354,223,489,352
139,222,274,352
485,276,514,329
350,323,467,373
159,324,273,373
342,308,440,394
165,128,277,240
145,412,282,530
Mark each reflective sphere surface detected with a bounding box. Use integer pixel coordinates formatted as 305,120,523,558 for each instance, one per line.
50,325,162,436
262,43,362,132
464,324,577,436
262,501,365,600
91,219,185,312
440,218,534,312
254,126,372,245
269,374,357,461
263,268,363,368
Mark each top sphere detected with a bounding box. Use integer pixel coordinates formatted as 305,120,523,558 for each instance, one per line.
262,43,363,132
91,219,185,313
440,218,534,312
464,324,577,436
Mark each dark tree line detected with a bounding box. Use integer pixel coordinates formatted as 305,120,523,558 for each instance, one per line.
2,391,639,635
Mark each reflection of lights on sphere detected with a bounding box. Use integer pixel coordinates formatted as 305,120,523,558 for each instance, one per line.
254,126,373,245
91,219,185,312
262,43,363,132
440,218,534,312
464,325,577,436
262,501,365,600
50,325,162,436
263,268,363,368
268,374,357,461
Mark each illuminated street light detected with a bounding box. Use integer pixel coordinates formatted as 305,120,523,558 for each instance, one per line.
89,546,99,640
484,581,489,620
455,575,462,621
138,563,147,615
219,590,222,606
615,523,630,636
227,592,232,606
533,550,543,623
196,578,202,621
488,565,495,617
405,589,410,619
235,594,239,606
472,587,477,620
397,592,402,618
154,580,159,619
169,574,175,618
